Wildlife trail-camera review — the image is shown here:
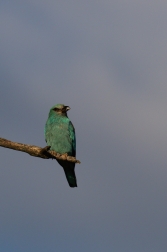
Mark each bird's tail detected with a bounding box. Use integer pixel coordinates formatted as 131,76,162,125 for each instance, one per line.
57,160,77,188
63,166,77,188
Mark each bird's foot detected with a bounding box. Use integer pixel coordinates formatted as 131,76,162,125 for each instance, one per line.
40,146,51,157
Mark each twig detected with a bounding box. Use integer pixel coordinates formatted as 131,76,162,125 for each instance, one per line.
0,137,80,164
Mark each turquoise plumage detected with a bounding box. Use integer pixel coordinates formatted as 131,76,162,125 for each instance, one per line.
45,104,77,187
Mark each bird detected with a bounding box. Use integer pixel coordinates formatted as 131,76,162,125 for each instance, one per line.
45,104,77,187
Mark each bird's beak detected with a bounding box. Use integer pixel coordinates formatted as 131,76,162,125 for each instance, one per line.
66,106,71,111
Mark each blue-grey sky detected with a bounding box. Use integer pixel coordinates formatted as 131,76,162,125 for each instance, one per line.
1,1,167,251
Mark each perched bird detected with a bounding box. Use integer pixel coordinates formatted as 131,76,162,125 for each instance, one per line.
45,104,77,187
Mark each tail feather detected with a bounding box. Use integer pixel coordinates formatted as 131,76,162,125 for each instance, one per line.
57,159,77,187
63,166,77,187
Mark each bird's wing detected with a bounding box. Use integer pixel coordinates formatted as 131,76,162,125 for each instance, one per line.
68,121,76,157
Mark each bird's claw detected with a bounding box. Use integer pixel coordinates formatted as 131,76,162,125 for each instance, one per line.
40,146,51,156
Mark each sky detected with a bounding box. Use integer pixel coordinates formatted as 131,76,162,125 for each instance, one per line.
0,1,167,251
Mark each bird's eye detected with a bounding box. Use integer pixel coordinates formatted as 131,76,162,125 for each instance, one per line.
53,108,60,111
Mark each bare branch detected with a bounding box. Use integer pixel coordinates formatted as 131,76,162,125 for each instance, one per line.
0,137,81,164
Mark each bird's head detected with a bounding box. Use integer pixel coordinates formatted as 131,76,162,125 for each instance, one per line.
50,104,70,116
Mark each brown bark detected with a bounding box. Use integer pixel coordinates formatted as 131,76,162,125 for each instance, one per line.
0,137,80,164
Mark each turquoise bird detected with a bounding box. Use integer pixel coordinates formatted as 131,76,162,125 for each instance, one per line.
45,104,77,187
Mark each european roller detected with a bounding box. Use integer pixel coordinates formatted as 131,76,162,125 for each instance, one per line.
45,104,77,187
